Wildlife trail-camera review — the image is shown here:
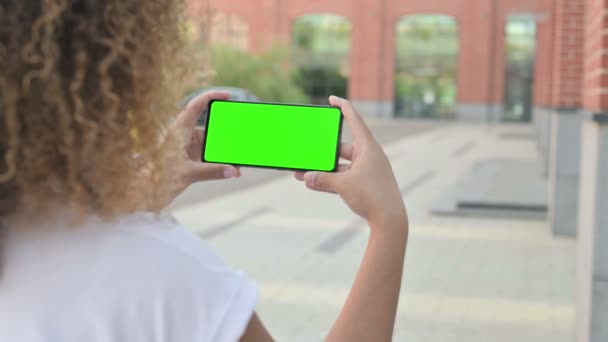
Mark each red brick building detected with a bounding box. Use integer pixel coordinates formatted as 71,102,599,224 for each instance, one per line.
188,0,555,120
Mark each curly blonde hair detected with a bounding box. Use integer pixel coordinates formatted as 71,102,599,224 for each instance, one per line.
0,0,187,223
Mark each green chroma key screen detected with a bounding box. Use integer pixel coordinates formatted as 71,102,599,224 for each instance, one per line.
203,100,343,172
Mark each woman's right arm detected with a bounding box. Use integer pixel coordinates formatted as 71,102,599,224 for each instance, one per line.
241,96,408,342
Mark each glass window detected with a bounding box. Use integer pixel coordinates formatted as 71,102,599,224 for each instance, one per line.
504,16,537,121
394,15,459,119
292,14,352,104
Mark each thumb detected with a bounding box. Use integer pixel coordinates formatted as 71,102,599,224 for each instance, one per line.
185,162,239,184
304,172,338,193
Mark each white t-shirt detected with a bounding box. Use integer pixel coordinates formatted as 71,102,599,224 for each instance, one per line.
0,213,258,342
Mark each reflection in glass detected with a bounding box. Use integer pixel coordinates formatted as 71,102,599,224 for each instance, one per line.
292,15,352,104
395,15,459,119
504,16,537,122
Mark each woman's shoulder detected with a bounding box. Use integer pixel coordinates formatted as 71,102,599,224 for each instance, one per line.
2,212,258,342
109,212,227,268
89,213,259,340
10,211,249,292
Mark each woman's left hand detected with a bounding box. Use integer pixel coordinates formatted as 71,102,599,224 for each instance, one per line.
169,90,241,198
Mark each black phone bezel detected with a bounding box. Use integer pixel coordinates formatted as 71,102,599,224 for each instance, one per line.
201,99,344,173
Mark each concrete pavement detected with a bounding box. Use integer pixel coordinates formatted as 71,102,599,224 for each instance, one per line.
171,122,575,341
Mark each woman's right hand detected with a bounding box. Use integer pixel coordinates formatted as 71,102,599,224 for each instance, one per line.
295,96,407,230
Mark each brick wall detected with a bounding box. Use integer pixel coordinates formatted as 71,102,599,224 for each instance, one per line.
551,0,586,109
189,0,554,113
583,0,608,112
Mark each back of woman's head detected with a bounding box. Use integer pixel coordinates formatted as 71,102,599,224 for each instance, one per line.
0,0,186,223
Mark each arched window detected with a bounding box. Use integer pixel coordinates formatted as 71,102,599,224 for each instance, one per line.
395,15,459,119
292,14,352,104
504,16,537,122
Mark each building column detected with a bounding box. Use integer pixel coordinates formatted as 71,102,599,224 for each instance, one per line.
577,0,608,339
548,109,581,236
547,0,585,236
532,1,555,176
535,107,553,178
576,114,608,342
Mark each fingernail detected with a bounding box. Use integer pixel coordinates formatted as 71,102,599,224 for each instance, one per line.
223,168,237,179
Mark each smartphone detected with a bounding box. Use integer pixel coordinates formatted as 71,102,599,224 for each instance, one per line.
202,100,343,172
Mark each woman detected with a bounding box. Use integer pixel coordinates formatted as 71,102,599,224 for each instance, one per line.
0,1,408,341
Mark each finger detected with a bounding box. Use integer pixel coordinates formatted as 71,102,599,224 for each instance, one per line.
295,162,349,183
176,91,230,128
305,181,337,195
184,162,240,184
186,127,206,160
303,171,338,193
337,163,351,172
329,95,373,142
340,142,354,161
194,127,205,143
191,127,206,150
